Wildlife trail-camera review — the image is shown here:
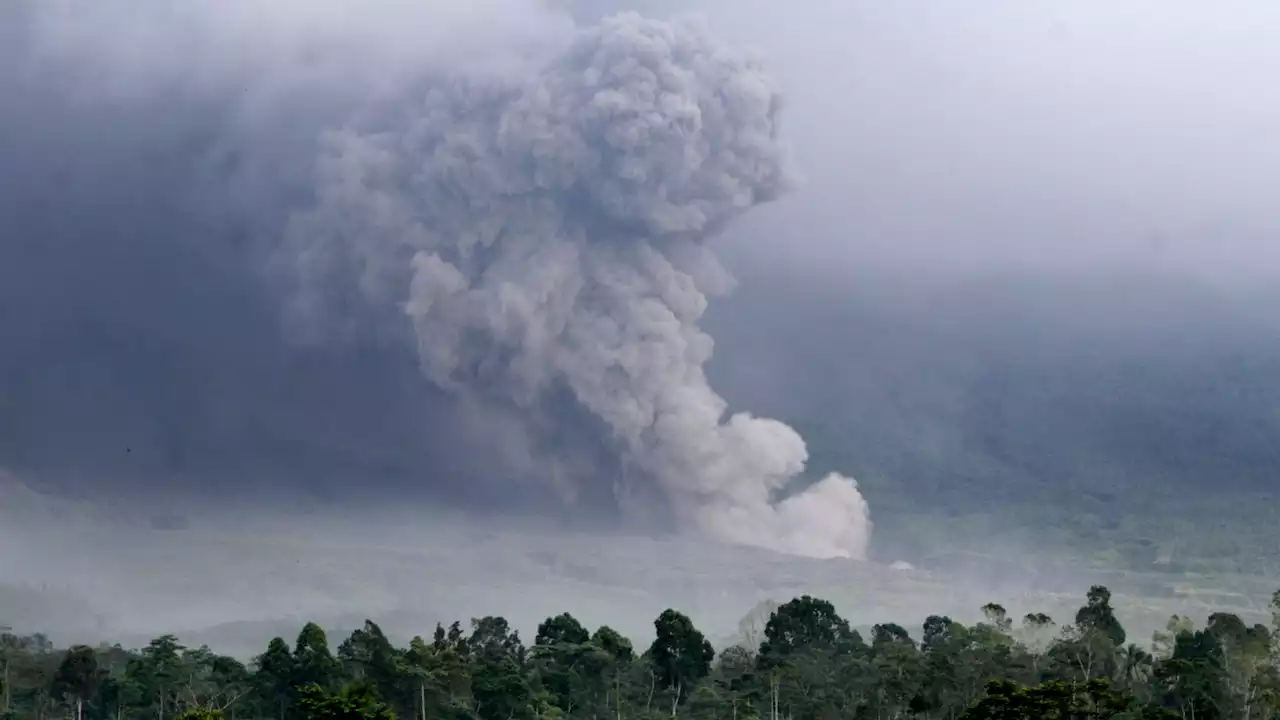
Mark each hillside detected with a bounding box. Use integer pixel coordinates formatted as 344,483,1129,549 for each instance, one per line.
706,267,1280,574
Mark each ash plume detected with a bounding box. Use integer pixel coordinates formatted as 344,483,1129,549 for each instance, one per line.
280,13,871,559
4,1,871,559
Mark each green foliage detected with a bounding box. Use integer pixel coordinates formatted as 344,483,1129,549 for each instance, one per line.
294,623,342,692
961,678,1162,720
296,682,395,720
758,595,857,664
1076,586,1127,648
51,645,105,709
648,609,714,703
4,583,1280,720
175,709,225,720
255,636,297,718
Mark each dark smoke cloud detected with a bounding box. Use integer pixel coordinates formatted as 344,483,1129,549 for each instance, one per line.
1,0,869,557
0,0,581,513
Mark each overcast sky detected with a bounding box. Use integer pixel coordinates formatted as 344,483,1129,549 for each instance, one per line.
672,0,1280,290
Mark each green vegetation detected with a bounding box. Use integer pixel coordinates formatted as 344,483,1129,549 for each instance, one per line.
6,584,1280,719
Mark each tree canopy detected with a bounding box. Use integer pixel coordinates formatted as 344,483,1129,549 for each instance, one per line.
3,584,1280,719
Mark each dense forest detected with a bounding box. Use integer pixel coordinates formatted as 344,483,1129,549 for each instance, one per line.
3,584,1278,720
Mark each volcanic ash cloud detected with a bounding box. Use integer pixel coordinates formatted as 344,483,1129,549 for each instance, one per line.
282,12,872,560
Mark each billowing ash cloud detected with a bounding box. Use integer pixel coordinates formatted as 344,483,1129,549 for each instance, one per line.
280,13,870,559
4,0,870,559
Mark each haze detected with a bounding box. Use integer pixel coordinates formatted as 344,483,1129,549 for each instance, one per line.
2,0,1279,656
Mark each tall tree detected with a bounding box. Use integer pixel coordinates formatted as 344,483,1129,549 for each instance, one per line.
648,610,714,713
51,645,104,720
293,624,342,692
1075,586,1126,648
534,614,589,648
338,621,401,706
1053,587,1126,681
126,634,187,720
254,638,297,720
757,596,855,664
467,618,533,720
531,613,598,716
0,630,31,715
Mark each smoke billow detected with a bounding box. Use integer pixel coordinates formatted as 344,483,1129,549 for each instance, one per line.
280,12,870,558
6,2,871,559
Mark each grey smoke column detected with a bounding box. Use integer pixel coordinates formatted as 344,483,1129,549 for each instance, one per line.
284,12,871,559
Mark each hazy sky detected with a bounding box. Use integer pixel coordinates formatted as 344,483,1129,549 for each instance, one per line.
4,0,1278,506
677,0,1280,289
4,0,1280,646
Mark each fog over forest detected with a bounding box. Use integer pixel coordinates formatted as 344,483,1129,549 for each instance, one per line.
3,0,1280,659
